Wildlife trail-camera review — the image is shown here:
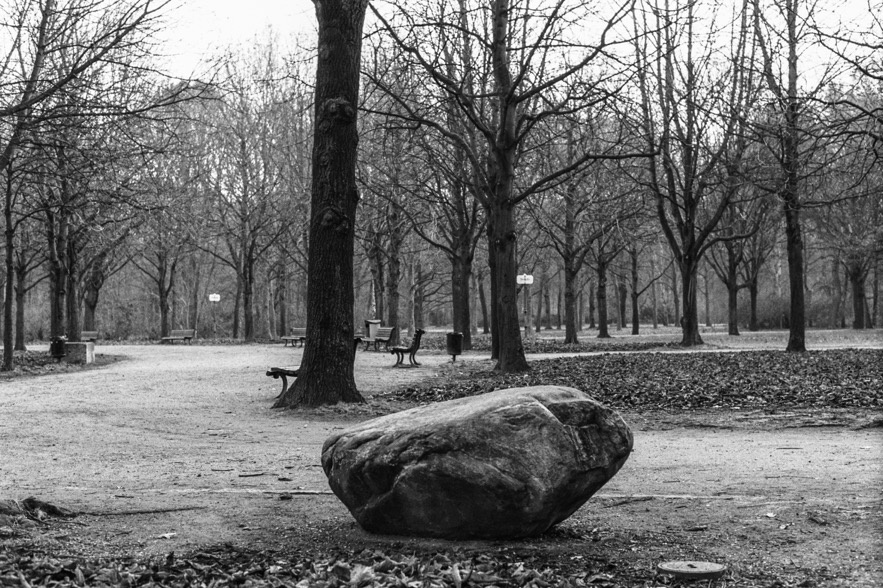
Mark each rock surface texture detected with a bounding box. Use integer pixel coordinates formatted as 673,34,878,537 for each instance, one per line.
321,386,633,539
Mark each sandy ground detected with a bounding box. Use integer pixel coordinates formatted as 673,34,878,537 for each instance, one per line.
0,341,881,584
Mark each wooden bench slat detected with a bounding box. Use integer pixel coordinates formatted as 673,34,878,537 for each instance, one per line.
281,327,307,347
161,329,195,344
363,326,397,351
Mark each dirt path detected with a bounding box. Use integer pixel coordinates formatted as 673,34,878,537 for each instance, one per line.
0,344,880,584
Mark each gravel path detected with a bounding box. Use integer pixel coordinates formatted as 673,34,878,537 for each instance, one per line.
0,343,879,570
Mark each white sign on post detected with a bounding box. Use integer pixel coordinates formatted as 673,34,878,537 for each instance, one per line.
208,293,221,302
516,274,534,285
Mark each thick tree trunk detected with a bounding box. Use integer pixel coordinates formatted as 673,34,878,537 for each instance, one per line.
650,250,658,329
189,256,202,337
487,215,500,360
671,264,680,328
748,278,759,331
783,197,806,349
556,283,562,330
413,261,425,331
577,290,584,332
630,248,640,335
266,278,277,340
82,258,105,333
477,271,490,334
563,267,579,344
489,201,528,371
367,226,385,320
847,265,868,329
873,253,879,328
451,257,473,349
781,1,806,351
679,260,703,346
387,206,402,346
703,266,712,328
232,278,241,339
274,0,366,407
46,211,67,340
535,281,543,334
158,263,174,339
14,276,25,352
3,179,13,369
277,264,288,336
597,261,610,338
727,259,740,336
243,259,255,341
83,286,99,332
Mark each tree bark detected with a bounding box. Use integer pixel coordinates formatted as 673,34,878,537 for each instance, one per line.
477,270,490,334
452,256,472,347
597,259,610,338
873,252,879,328
488,200,528,371
630,247,640,335
727,248,740,335
14,272,26,352
679,259,704,345
46,209,67,340
82,256,107,333
748,278,759,331
274,0,366,407
563,265,579,344
650,251,659,329
413,260,425,331
846,263,868,329
243,257,256,341
3,174,13,368
671,264,680,328
386,204,402,346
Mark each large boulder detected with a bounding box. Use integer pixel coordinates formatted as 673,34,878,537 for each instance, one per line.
321,386,633,539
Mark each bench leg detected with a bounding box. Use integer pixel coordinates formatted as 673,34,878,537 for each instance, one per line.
393,351,404,367
409,351,420,366
275,373,290,399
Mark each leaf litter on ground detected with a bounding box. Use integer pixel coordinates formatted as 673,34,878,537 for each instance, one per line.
386,350,883,412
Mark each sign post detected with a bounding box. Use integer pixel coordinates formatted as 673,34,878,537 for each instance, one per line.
516,275,534,340
208,293,220,338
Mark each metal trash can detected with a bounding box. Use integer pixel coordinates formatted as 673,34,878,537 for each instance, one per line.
364,319,381,341
49,336,68,359
446,332,463,362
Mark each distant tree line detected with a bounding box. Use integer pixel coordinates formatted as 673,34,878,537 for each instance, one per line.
1,0,880,375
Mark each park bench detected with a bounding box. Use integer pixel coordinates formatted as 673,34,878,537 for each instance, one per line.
80,331,98,342
364,326,396,351
281,327,307,347
267,337,362,397
391,329,425,367
161,329,195,344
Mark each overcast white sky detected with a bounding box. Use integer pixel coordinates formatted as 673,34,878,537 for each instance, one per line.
157,0,317,77
154,0,872,79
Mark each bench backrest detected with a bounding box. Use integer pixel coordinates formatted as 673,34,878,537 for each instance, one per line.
290,327,307,337
170,329,195,337
408,329,425,351
376,327,395,339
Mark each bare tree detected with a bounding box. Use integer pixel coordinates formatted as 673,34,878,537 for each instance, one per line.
0,0,177,368
274,0,368,407
634,0,757,345
369,0,646,371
